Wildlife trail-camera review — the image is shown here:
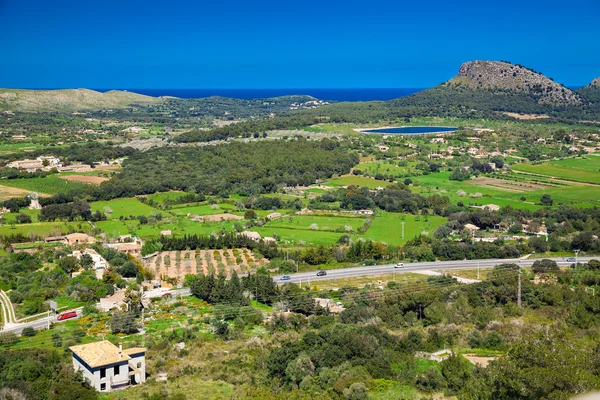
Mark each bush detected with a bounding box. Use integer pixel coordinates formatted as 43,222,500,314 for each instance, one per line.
21,327,36,337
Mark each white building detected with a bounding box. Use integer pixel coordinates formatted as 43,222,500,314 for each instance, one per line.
70,341,146,393
72,249,109,279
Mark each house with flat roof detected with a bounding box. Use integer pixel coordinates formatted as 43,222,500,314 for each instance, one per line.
70,341,146,393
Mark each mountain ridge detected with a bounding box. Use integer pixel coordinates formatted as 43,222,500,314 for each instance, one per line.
0,88,161,112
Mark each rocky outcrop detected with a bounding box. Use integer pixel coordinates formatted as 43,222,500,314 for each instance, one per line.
445,60,582,106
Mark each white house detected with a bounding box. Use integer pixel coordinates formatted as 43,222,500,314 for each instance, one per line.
72,249,108,279
70,341,146,393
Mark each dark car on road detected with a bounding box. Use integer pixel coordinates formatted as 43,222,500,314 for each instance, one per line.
280,275,291,281
566,257,576,262
316,270,327,276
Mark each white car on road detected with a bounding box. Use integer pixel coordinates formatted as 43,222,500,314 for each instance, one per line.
394,263,405,268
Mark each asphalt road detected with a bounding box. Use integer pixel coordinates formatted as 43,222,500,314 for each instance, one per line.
2,256,592,334
272,256,595,285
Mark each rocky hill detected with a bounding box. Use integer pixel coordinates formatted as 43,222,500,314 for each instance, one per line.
589,78,600,88
445,60,582,106
0,88,161,112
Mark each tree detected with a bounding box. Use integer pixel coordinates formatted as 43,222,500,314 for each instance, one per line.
244,210,257,220
440,353,473,395
532,259,559,275
79,254,94,270
58,256,79,274
540,194,553,206
15,213,32,224
110,312,138,334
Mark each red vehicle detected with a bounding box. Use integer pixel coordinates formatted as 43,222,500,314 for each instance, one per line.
162,292,173,298
57,310,77,321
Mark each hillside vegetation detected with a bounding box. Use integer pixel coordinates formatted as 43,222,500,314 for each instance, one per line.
0,88,161,112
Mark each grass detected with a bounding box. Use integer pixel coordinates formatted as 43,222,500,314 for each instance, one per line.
0,221,92,238
90,198,160,219
512,156,600,184
170,203,238,216
251,300,273,312
359,212,446,245
265,214,366,232
412,171,600,209
53,295,87,310
326,175,393,188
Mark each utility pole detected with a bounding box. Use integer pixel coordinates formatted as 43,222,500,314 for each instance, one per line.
477,259,480,280
574,249,580,267
141,307,145,348
517,261,522,308
47,310,50,330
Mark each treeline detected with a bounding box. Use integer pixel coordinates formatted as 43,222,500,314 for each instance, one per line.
190,272,317,315
172,115,323,143
145,232,279,259
106,139,358,197
0,142,137,166
312,183,450,214
38,201,94,222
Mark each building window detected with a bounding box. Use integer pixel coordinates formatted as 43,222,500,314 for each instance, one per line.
114,366,119,376
100,368,106,379
100,383,106,391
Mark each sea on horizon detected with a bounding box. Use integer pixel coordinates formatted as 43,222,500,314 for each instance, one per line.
93,88,425,102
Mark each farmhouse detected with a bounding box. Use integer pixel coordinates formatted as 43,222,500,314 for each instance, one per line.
463,223,480,231
11,135,27,140
113,243,142,256
266,212,282,220
70,341,146,393
160,230,172,236
376,145,390,152
240,231,262,242
65,233,97,245
6,156,61,172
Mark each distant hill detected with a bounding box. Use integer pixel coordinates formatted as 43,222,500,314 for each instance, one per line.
445,60,582,106
576,77,600,104
385,60,588,117
0,88,161,112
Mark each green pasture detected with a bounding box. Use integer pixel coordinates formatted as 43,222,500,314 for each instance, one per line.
253,227,344,246
412,172,600,209
0,221,91,238
326,175,393,188
90,198,160,219
512,156,600,184
359,212,446,245
170,203,238,216
265,214,366,232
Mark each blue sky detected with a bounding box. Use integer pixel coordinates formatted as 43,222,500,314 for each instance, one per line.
1,0,599,88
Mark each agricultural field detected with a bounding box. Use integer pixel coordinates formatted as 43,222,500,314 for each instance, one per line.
170,203,238,216
411,171,600,209
512,155,600,184
0,175,87,195
358,212,446,245
326,175,393,188
146,249,269,281
0,183,39,200
0,221,92,238
90,198,160,219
